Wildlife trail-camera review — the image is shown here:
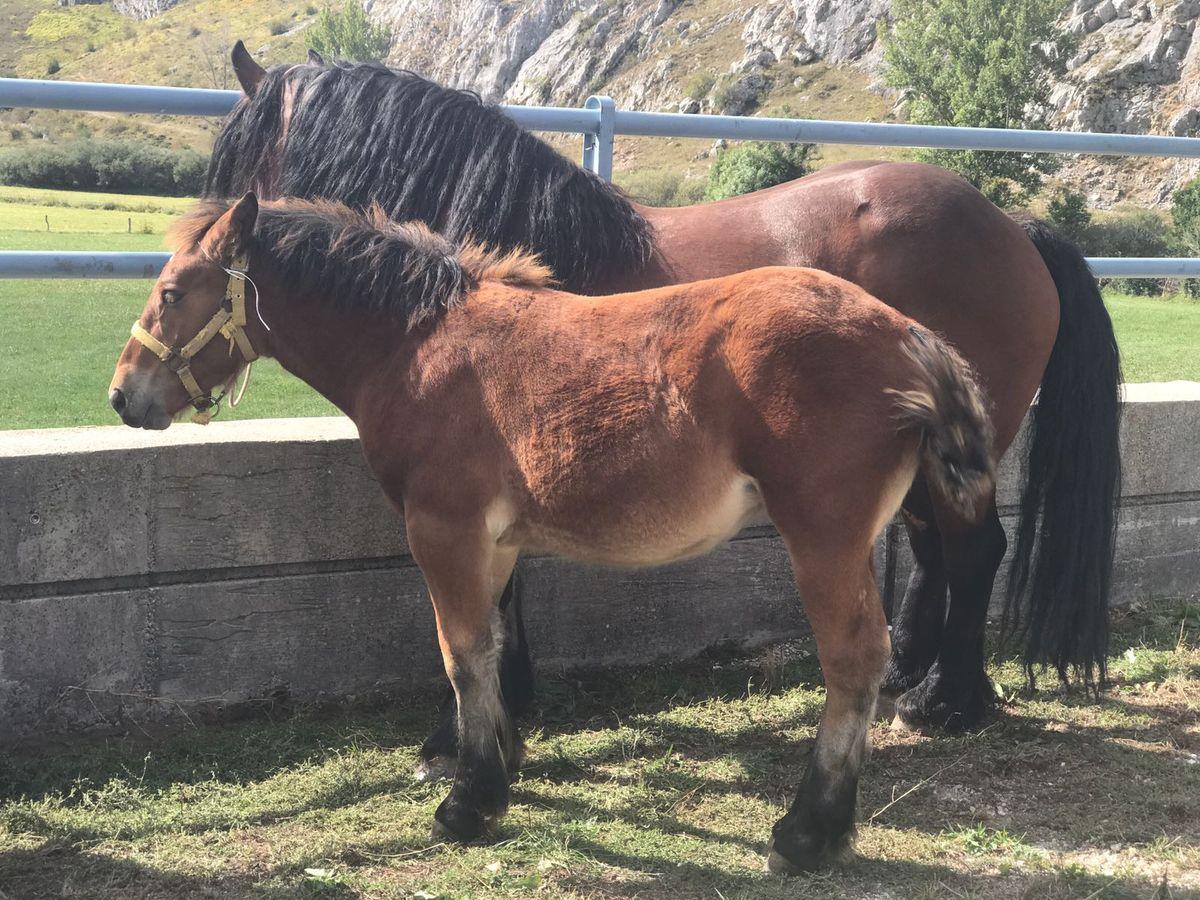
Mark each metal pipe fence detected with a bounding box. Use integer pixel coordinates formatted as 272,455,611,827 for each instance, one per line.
2,76,1200,279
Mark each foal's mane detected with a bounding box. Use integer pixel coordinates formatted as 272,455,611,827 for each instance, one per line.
205,61,655,293
173,198,552,328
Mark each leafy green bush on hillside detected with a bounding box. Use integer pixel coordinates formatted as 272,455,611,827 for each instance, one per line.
309,2,391,61
0,140,206,197
1171,176,1200,297
1046,188,1092,242
618,170,705,207
1082,208,1174,296
882,0,1070,206
704,142,813,201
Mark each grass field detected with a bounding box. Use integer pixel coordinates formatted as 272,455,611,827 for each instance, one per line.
1,187,1198,430
0,606,1197,898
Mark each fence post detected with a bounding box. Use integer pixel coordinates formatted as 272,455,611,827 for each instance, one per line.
582,95,615,181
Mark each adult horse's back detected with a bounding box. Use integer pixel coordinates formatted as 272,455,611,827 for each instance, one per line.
208,49,1121,746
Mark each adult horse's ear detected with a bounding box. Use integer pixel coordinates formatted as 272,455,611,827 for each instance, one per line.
307,48,325,66
231,40,266,95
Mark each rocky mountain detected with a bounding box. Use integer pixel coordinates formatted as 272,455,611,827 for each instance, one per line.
57,0,180,17
366,0,1200,206
23,0,1200,205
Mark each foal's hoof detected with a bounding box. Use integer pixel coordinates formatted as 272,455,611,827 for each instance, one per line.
765,830,853,875
414,754,457,783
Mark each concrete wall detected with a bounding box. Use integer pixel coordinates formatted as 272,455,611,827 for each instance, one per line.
2,383,1198,741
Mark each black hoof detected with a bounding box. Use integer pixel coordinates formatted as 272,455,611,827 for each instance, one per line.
432,794,498,844
894,669,993,734
880,657,928,698
765,826,853,874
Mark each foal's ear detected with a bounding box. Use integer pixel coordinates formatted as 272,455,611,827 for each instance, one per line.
205,193,259,263
229,193,259,247
307,48,325,66
232,40,266,95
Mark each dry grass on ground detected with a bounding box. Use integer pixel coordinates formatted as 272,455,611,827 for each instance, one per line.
1,605,1197,898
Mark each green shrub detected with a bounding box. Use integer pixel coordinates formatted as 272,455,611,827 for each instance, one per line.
0,140,206,196
882,0,1070,206
1082,209,1172,296
1170,176,1200,296
684,72,715,102
46,58,61,76
704,141,813,201
269,20,289,36
1046,187,1091,242
309,2,391,61
618,170,705,207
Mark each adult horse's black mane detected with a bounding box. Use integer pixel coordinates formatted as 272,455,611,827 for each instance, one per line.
206,61,655,293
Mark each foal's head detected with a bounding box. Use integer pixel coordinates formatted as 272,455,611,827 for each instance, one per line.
110,194,553,429
109,194,261,429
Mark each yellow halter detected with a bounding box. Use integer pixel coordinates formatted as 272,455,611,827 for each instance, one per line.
129,254,259,425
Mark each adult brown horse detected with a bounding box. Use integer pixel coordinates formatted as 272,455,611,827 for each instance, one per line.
206,48,1121,753
109,194,995,871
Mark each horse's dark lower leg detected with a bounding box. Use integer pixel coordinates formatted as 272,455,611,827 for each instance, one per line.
418,569,533,780
768,551,888,874
880,487,947,697
431,626,520,843
895,498,1007,732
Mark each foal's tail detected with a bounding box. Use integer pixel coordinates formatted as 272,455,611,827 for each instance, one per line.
1004,215,1122,688
893,327,996,519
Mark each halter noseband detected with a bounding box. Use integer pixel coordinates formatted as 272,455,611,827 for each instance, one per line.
129,254,258,425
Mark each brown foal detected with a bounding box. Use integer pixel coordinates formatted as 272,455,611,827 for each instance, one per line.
110,195,995,872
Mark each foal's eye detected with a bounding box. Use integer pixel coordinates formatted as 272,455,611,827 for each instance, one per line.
162,289,184,306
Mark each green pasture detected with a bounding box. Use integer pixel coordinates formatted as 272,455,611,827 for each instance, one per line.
0,188,1198,430
1,607,1197,898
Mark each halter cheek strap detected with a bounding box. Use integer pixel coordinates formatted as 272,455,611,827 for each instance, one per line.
129,253,259,425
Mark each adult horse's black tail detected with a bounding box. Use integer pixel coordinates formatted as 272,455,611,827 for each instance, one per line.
1004,215,1122,687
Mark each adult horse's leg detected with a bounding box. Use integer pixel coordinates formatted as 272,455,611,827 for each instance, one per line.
417,570,534,781
408,515,523,842
768,544,890,873
880,480,946,697
894,493,1007,732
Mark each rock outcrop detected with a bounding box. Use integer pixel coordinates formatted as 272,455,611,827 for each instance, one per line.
366,0,1200,205
57,0,180,17
112,0,179,18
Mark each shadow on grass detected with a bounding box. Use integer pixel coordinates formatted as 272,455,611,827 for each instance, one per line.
1,619,1196,897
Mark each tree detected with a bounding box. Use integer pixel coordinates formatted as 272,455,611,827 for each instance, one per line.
704,141,813,201
1170,176,1200,296
882,0,1071,207
1046,187,1091,241
1171,175,1200,252
309,2,392,62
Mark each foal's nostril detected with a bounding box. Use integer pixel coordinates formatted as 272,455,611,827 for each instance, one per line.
109,388,127,415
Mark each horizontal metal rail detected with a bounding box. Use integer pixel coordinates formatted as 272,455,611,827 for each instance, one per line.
1,251,1196,280
7,76,1200,157
2,76,1200,278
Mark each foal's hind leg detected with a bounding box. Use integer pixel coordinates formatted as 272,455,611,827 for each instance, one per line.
895,493,1006,733
767,543,890,874
417,570,534,782
880,480,947,698
407,513,522,842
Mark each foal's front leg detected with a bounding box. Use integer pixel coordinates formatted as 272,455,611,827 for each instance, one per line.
407,510,521,842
